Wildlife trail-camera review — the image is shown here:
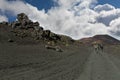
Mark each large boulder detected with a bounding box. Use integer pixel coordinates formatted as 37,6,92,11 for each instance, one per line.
41,30,61,41
49,32,61,41
33,22,41,31
11,21,21,29
41,30,51,39
17,13,32,29
17,13,29,22
33,22,39,26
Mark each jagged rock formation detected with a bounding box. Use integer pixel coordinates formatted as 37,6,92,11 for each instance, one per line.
11,13,41,30
0,13,74,45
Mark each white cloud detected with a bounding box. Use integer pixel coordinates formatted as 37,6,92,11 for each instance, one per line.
0,0,120,40
0,15,8,22
109,17,120,35
95,9,120,26
94,4,115,12
0,0,30,15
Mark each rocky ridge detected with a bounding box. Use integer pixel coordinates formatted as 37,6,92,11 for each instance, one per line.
0,13,74,45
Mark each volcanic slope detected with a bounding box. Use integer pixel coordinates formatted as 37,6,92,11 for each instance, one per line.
0,13,120,80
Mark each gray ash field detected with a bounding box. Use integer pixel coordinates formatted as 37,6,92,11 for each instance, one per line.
0,43,90,80
0,13,120,80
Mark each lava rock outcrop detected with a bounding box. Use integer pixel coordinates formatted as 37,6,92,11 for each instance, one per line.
0,13,74,45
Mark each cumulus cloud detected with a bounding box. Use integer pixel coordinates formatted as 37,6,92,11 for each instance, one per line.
0,0,32,15
95,8,120,26
94,4,115,12
0,15,8,22
109,17,120,35
0,0,120,40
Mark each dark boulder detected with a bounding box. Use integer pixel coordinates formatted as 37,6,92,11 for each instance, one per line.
33,22,41,31
49,32,61,41
11,21,21,29
17,13,29,22
33,22,39,26
17,13,32,29
42,30,51,39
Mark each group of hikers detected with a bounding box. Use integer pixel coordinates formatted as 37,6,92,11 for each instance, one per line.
92,41,104,53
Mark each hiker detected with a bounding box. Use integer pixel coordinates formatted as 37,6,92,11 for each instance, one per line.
98,43,104,52
92,42,99,53
92,41,104,53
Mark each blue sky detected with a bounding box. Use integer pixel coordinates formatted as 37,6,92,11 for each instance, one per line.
24,0,56,12
98,0,120,8
24,0,120,11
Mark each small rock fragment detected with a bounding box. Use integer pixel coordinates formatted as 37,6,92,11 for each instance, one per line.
8,39,14,42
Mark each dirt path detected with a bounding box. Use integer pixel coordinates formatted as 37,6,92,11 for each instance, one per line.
76,49,120,80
